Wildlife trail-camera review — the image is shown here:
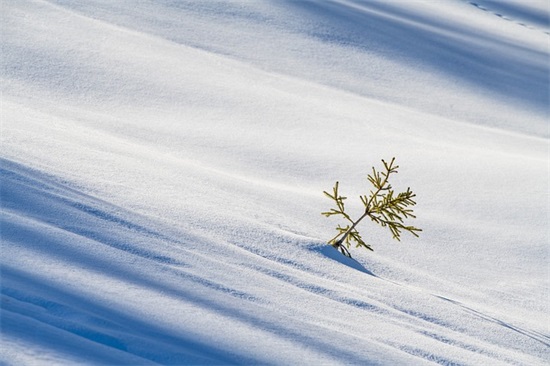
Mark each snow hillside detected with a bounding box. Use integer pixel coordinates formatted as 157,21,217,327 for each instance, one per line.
1,0,548,364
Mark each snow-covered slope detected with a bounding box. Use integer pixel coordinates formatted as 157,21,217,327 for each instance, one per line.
1,0,548,364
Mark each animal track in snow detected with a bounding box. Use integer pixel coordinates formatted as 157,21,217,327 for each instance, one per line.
468,1,550,35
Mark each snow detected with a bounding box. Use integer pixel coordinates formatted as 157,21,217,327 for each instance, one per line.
1,0,549,364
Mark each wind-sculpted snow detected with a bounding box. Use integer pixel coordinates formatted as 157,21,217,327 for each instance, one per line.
25,0,549,136
2,159,548,364
1,0,549,364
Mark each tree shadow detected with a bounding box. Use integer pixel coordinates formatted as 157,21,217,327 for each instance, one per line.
311,243,376,276
1,158,374,364
283,0,549,113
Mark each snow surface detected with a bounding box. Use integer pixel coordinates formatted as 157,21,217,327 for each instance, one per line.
1,0,549,364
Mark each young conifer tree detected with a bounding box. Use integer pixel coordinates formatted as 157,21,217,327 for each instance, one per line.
322,157,421,257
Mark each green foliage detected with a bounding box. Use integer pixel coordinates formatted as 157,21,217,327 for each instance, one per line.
322,157,421,257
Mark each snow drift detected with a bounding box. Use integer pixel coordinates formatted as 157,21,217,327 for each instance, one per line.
1,0,548,364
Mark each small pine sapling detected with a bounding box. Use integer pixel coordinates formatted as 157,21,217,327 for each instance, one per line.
322,157,421,257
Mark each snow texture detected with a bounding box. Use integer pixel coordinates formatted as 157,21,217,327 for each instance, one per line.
1,0,549,364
